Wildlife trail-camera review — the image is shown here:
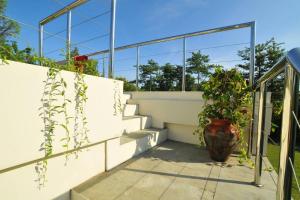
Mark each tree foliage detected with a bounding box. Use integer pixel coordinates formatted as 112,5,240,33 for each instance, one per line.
139,59,160,91
157,63,177,91
237,38,286,143
0,40,34,63
138,60,197,91
187,50,212,87
0,0,20,42
138,51,213,91
175,65,196,91
237,38,285,81
115,77,137,91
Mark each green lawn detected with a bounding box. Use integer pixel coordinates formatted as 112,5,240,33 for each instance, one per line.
267,143,300,200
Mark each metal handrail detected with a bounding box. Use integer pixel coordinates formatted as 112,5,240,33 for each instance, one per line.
40,0,88,25
86,21,254,57
254,47,300,199
255,48,300,87
87,21,256,92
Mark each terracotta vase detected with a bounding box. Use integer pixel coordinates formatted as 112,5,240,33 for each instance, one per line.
204,119,240,162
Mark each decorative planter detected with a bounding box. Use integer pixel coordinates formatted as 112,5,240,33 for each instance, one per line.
204,119,240,162
74,55,88,73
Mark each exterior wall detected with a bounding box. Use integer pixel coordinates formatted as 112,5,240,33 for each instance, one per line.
0,61,124,200
128,92,205,145
106,129,168,170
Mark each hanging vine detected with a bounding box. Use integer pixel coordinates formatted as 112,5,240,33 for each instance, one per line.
35,58,71,189
113,80,123,116
73,63,89,158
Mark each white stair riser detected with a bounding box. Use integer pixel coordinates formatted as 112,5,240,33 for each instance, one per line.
123,104,139,117
122,116,151,133
106,130,168,170
121,93,131,105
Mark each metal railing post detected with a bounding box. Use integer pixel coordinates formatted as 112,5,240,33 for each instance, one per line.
102,55,106,77
136,46,140,89
277,64,297,200
108,0,116,78
39,24,44,58
286,73,300,199
248,21,256,157
66,10,72,63
254,81,266,187
249,21,256,87
182,37,186,91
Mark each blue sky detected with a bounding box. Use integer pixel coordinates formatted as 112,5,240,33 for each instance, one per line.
5,0,300,80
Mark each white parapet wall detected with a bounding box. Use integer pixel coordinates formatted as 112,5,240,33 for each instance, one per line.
0,61,124,200
127,91,206,144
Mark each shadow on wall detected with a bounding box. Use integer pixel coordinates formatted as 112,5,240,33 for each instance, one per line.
132,129,158,156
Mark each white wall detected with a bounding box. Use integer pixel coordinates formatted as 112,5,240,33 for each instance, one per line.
128,92,205,144
128,91,254,148
0,61,124,200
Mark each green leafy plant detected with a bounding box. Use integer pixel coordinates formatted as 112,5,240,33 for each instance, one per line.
34,57,91,188
0,39,93,187
73,62,90,157
194,67,252,165
113,80,123,116
35,57,72,189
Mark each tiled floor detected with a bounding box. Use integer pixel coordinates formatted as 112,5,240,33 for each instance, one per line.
73,141,277,200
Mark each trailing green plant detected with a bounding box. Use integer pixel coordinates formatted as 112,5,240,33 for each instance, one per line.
34,57,91,188
194,67,252,166
1,40,92,187
35,57,72,189
73,62,90,157
113,80,123,116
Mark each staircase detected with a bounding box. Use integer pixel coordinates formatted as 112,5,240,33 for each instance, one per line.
71,93,168,200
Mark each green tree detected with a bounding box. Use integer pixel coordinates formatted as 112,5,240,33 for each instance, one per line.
237,38,285,81
0,40,34,63
70,47,79,58
237,38,285,104
83,60,99,76
187,51,212,88
175,65,196,91
115,77,137,91
237,38,286,143
139,59,159,91
157,63,177,91
0,0,20,42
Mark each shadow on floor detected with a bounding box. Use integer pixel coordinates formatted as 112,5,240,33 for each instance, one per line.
142,140,213,164
122,167,253,186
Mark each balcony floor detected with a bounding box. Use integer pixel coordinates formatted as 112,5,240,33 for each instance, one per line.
73,141,277,200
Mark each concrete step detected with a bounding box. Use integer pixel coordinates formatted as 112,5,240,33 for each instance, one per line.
123,104,139,117
106,128,168,170
71,129,168,200
121,93,131,105
122,115,151,134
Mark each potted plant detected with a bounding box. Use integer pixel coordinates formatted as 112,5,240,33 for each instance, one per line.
195,67,251,162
